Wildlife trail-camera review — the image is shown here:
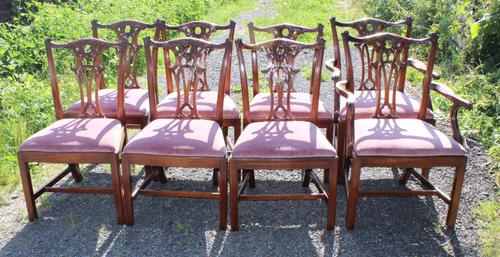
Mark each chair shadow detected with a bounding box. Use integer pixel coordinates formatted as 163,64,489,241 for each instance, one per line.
0,167,469,256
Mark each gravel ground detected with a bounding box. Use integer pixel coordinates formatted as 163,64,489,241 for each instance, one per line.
0,1,496,256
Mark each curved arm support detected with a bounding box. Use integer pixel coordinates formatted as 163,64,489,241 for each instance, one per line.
335,80,356,159
325,58,341,81
408,58,441,79
431,81,472,145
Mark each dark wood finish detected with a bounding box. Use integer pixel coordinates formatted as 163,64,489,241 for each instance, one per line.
121,37,232,230
156,20,240,142
338,32,471,229
18,38,128,224
91,19,162,128
328,17,441,184
231,38,338,231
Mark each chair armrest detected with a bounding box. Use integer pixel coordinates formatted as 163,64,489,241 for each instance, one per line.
430,81,473,145
408,58,441,79
325,58,341,81
335,80,355,105
431,82,472,109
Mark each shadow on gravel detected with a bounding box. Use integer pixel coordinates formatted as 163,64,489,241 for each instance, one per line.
0,168,468,256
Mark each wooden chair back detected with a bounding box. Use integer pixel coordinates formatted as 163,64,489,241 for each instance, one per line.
92,20,162,89
236,38,325,125
248,23,323,96
144,37,232,125
331,17,412,91
45,38,128,121
156,20,235,94
341,32,438,156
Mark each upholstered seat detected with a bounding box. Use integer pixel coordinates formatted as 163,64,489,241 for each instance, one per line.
156,91,239,119
231,120,336,159
249,92,332,120
122,119,226,158
339,90,434,120
354,118,466,157
66,88,149,118
19,118,124,153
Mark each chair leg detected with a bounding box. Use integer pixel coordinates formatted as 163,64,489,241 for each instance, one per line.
323,123,334,183
247,170,256,188
121,161,134,225
68,164,83,183
219,162,228,230
212,168,219,187
336,121,346,185
421,168,430,179
327,160,338,230
346,160,361,230
234,120,241,142
446,164,466,229
110,156,125,225
399,168,412,185
18,157,37,221
230,164,239,231
302,169,312,187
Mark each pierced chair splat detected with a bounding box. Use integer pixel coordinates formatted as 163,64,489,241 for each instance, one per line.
18,38,128,224
337,32,471,230
65,20,162,128
155,20,241,142
230,38,338,231
121,37,232,230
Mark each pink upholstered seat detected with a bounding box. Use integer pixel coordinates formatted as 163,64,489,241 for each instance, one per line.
122,119,226,158
354,119,466,157
65,88,149,118
19,118,124,153
156,91,239,119
249,92,332,120
231,121,336,159
339,90,434,120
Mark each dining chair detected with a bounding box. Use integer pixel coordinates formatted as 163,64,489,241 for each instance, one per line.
328,17,440,184
64,20,162,129
155,20,240,141
18,38,128,224
121,37,232,230
336,32,471,229
247,22,334,145
230,38,338,231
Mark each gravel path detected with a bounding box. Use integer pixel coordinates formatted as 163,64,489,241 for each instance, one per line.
0,1,496,256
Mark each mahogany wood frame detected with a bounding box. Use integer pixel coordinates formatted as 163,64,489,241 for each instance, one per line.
121,37,232,230
91,19,163,128
247,22,334,144
156,20,240,142
328,17,442,184
231,38,338,231
337,32,472,230
18,38,128,224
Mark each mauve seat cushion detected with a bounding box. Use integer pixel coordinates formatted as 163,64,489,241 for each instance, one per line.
66,88,149,118
122,119,226,158
249,92,332,120
19,118,124,153
339,90,434,120
156,91,239,119
354,119,466,157
231,121,336,159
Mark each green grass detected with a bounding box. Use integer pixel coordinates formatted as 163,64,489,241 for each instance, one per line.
473,195,500,257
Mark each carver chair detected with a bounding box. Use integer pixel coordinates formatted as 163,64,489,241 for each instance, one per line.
155,20,240,141
328,17,440,183
18,38,128,224
337,32,471,229
65,20,162,128
230,38,337,231
121,37,232,230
